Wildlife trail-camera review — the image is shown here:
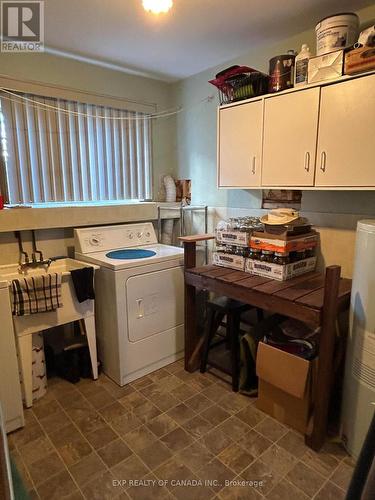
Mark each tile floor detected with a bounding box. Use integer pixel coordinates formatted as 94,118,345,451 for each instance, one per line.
8,360,354,500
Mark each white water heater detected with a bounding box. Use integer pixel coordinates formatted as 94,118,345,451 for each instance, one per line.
342,220,375,458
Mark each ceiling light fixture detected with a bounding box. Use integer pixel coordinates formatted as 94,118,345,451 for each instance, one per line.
142,0,173,15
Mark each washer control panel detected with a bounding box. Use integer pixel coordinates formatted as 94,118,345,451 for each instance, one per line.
74,223,157,254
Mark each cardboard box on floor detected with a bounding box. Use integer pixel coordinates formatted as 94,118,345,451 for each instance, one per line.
256,342,316,434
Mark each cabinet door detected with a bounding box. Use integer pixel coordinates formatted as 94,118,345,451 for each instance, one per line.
315,75,375,187
218,100,263,187
262,88,320,186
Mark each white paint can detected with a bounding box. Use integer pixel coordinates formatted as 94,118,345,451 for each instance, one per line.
315,13,359,55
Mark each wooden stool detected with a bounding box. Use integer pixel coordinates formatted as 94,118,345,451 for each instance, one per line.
200,296,252,392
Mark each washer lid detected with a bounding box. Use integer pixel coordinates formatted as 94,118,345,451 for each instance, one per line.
106,249,157,260
75,244,184,270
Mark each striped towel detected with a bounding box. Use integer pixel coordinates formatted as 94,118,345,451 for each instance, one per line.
11,273,63,316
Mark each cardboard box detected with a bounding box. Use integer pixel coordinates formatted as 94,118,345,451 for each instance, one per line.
345,46,375,75
245,257,316,281
250,231,318,253
216,230,251,247
308,50,344,84
213,252,245,271
256,342,316,433
175,179,191,205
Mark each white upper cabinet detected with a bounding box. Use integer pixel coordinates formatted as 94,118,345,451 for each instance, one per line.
218,100,263,188
217,72,375,189
315,74,375,187
261,88,320,187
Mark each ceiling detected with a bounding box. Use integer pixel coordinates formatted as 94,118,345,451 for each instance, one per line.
44,0,373,81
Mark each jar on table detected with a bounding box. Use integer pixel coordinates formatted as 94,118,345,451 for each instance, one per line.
216,245,227,254
238,247,251,258
249,248,262,260
260,250,274,263
239,218,253,232
247,217,262,231
305,247,315,258
295,249,306,261
226,245,237,255
229,218,240,231
273,252,290,265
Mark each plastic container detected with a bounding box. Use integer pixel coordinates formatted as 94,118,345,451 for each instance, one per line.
18,333,47,403
315,13,359,56
294,44,311,86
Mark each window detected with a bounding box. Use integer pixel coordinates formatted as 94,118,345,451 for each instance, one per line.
0,91,152,205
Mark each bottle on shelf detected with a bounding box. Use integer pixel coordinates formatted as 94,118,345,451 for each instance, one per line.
294,44,311,87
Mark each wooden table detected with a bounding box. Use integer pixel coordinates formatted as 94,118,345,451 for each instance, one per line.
180,235,352,451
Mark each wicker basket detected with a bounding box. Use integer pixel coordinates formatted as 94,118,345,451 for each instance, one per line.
209,65,269,105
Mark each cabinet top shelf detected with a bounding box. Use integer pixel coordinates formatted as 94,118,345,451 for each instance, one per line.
219,69,375,110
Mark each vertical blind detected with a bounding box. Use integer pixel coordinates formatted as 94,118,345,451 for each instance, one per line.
0,92,152,204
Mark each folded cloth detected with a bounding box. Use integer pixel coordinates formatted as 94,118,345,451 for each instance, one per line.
11,273,63,316
70,267,95,303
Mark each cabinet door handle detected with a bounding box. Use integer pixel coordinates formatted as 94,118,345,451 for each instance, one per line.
320,151,326,172
304,152,310,172
252,156,256,175
136,298,144,319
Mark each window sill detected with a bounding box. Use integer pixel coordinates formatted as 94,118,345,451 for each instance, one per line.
12,200,150,209
0,202,158,232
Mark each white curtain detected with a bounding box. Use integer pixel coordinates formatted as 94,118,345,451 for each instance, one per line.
0,92,152,204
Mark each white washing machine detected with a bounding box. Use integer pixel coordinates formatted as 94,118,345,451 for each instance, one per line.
74,223,184,386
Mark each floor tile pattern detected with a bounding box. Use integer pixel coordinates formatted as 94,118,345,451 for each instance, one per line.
9,361,353,499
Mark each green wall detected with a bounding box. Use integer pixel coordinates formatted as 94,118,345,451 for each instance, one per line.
173,4,375,214
1,5,375,215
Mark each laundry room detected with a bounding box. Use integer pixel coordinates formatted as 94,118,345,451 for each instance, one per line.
0,1,375,499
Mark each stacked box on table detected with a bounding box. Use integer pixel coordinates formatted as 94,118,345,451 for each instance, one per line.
213,252,245,271
245,257,317,281
250,231,318,253
216,230,251,247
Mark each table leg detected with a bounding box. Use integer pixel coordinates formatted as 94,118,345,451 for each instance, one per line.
183,240,200,372
229,312,240,392
16,334,33,408
306,265,341,451
185,283,199,372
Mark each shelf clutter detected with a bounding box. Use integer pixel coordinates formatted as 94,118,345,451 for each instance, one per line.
213,208,319,281
209,12,375,104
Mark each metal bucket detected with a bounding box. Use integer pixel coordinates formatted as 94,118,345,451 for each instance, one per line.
269,54,295,93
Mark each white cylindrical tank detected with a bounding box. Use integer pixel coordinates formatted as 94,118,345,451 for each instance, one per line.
342,220,375,458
